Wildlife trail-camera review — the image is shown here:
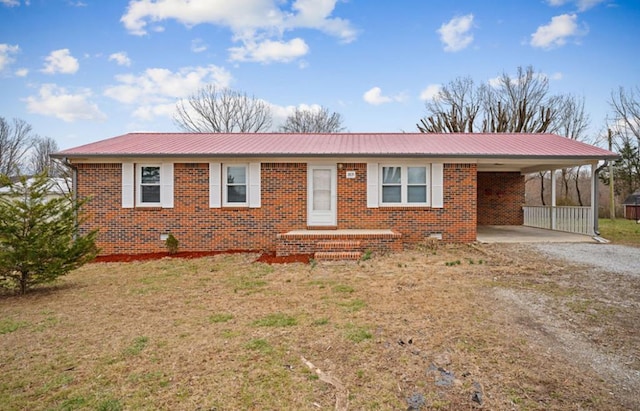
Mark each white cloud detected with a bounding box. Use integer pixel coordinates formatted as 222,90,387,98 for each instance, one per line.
269,102,322,126
363,87,390,105
104,64,232,119
191,38,207,53
42,49,79,74
1,0,20,6
108,51,132,66
229,38,309,63
271,102,321,117
420,84,441,101
131,103,177,121
530,14,586,49
24,84,106,122
120,0,356,63
546,0,605,11
363,87,406,106
286,0,357,42
487,76,501,88
550,71,563,80
15,68,28,77
0,43,19,71
437,14,474,52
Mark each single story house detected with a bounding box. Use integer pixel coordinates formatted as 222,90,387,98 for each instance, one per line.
52,133,618,259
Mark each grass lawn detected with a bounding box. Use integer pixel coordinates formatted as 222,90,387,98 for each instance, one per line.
1,244,638,410
598,218,640,245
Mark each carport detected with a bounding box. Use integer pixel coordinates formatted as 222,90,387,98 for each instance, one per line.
475,138,619,237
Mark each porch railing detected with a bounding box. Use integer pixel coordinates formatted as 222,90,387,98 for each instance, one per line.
523,206,594,235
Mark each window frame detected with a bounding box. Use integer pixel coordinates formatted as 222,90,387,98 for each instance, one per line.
137,164,162,207
378,164,430,206
223,163,249,207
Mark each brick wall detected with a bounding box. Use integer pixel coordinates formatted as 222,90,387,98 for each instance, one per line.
477,172,524,225
336,163,476,242
77,161,478,255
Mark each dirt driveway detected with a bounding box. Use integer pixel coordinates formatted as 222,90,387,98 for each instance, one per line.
485,242,640,409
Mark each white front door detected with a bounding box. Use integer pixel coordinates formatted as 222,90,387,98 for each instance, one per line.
307,164,337,226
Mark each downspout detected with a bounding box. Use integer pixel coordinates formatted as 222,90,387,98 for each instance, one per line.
62,157,77,202
62,157,79,238
593,160,609,236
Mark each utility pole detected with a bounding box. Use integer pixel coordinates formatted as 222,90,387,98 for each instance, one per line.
608,128,615,219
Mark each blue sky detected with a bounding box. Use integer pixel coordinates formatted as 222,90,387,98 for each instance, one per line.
1,0,638,150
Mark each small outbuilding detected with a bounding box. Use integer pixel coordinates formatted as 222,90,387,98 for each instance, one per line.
623,191,640,220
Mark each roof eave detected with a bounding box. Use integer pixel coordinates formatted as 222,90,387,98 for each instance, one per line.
52,152,621,160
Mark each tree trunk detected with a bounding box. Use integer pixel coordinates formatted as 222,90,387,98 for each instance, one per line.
19,271,28,295
574,166,584,206
561,168,570,203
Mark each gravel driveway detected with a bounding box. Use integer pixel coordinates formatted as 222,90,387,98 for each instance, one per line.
532,243,640,276
490,242,640,408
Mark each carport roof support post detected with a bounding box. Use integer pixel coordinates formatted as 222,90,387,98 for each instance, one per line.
551,169,557,230
592,161,598,236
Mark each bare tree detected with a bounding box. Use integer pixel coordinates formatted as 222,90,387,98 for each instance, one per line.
29,136,67,177
603,87,640,200
174,85,273,133
482,66,557,133
0,117,35,176
279,106,346,133
554,95,590,205
610,86,640,145
417,66,587,206
417,77,481,133
417,66,559,134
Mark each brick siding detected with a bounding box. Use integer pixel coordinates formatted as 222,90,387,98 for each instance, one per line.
77,162,479,255
477,172,524,225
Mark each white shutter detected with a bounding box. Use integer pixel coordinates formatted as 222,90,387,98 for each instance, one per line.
209,162,221,208
367,163,379,208
431,163,444,208
122,162,134,208
248,162,261,208
160,163,174,208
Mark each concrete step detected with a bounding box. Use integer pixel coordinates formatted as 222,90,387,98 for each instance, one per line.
314,251,363,261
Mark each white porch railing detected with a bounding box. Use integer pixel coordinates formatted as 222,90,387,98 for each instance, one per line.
523,206,594,235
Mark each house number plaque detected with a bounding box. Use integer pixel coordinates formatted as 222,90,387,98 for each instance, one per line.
346,171,356,179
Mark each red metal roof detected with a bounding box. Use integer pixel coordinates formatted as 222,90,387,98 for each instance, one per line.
54,132,618,160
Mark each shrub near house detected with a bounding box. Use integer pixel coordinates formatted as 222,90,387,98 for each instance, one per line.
0,173,98,294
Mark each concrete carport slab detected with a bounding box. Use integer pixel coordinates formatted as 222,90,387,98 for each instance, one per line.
477,225,597,243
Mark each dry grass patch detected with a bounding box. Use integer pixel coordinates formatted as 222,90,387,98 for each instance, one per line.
1,246,638,410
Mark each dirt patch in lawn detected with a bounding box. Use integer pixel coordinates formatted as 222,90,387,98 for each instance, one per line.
93,250,311,264
1,243,638,410
92,250,255,263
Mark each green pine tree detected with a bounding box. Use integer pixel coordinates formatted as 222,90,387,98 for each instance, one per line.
0,173,99,294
